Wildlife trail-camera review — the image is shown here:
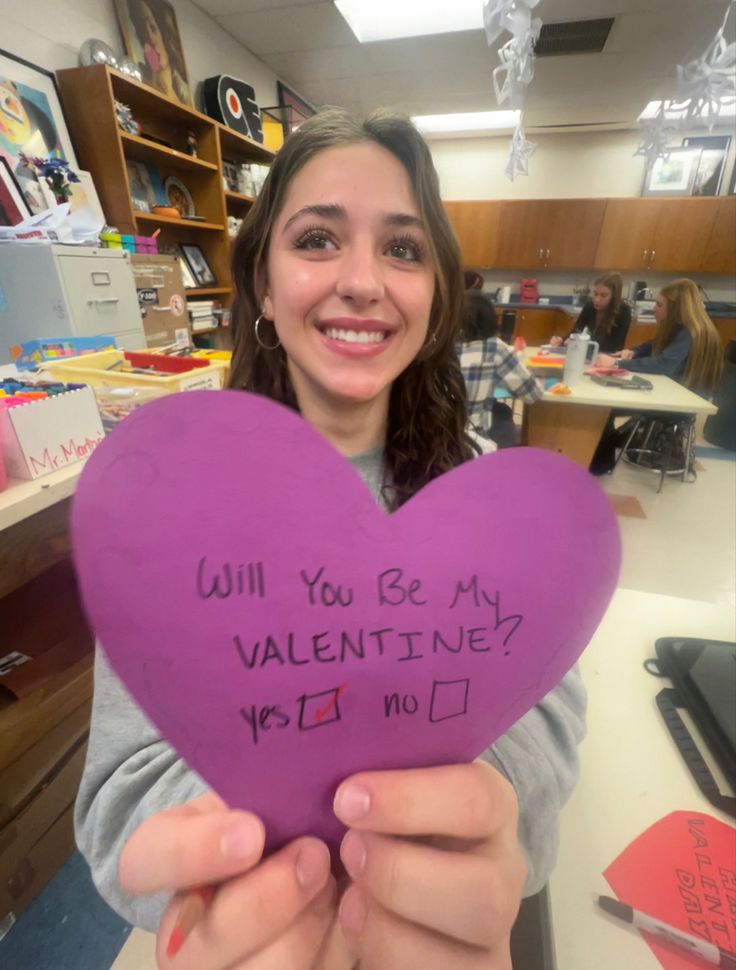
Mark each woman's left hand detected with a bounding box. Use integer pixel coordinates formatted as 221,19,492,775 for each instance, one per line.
332,762,527,970
596,353,618,367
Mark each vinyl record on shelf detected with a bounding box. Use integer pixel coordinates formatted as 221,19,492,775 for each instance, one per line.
203,75,263,143
164,176,194,218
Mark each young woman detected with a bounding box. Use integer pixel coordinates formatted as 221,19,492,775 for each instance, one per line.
591,279,723,474
551,272,631,354
75,109,585,970
458,292,542,448
597,278,722,393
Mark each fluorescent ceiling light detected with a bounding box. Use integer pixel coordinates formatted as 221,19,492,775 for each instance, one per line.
638,99,736,121
335,0,483,43
412,111,521,136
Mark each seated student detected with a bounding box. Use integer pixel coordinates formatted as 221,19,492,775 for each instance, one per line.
591,278,722,473
457,291,542,447
550,272,631,354
597,278,722,393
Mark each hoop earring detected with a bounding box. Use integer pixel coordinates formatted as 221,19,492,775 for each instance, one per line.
254,314,280,350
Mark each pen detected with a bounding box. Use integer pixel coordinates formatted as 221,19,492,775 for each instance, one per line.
598,895,736,969
166,884,215,959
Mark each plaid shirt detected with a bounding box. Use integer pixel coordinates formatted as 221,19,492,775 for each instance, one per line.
458,338,543,436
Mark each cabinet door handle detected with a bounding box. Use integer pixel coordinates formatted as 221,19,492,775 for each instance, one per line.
546,249,551,260
538,248,543,260
650,250,656,264
87,297,120,306
643,250,648,262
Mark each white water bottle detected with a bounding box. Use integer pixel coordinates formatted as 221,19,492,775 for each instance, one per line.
564,333,598,385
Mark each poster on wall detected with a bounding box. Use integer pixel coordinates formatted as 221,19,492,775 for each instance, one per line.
114,0,193,107
642,147,702,197
683,135,731,196
0,48,79,178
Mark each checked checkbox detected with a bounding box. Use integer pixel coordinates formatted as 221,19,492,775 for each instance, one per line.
429,678,470,723
298,685,345,731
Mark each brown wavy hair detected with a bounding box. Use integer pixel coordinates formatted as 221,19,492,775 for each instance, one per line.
228,107,476,509
655,279,723,393
593,272,624,337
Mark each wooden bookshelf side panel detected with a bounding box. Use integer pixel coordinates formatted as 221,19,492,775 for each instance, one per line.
57,66,134,232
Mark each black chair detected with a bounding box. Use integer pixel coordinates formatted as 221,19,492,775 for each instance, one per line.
703,339,736,452
614,411,698,493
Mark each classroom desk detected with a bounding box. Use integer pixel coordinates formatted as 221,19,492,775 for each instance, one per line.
521,358,717,468
110,588,736,970
549,588,736,970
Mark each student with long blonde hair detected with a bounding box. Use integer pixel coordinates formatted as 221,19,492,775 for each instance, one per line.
598,278,722,394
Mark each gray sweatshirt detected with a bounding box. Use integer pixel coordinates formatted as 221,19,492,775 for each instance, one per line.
75,447,586,931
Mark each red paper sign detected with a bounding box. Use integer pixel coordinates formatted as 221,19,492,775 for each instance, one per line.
605,812,736,969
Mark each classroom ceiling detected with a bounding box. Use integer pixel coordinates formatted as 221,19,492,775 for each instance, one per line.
192,0,729,131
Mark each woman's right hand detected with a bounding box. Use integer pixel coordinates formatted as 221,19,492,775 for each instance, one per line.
618,349,634,360
549,335,563,347
120,793,339,970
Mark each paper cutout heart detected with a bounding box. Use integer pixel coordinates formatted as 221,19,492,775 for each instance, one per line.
604,812,736,969
72,391,620,853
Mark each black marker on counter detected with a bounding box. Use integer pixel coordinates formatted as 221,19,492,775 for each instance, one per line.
598,895,736,970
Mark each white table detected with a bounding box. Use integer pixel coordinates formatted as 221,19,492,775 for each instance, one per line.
110,589,736,970
522,354,717,467
550,588,736,970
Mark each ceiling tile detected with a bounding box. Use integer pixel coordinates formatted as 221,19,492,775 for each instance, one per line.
215,2,355,54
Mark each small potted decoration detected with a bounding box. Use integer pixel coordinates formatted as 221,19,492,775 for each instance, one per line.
19,153,80,205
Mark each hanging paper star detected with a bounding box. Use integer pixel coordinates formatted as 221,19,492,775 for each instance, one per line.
634,103,679,165
483,0,540,46
674,3,736,129
505,122,537,180
493,21,541,109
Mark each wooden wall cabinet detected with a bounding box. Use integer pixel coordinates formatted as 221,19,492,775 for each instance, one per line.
593,198,723,273
494,200,605,270
443,201,502,267
447,196,732,275
701,197,736,275
57,65,275,332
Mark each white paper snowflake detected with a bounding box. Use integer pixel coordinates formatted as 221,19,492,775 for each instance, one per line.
483,0,540,46
505,122,537,180
674,6,736,128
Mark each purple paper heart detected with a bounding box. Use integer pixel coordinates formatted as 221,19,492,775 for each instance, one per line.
71,391,620,853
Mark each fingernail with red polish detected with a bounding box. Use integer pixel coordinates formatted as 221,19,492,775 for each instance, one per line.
339,888,367,934
334,783,370,822
340,830,367,875
166,926,185,960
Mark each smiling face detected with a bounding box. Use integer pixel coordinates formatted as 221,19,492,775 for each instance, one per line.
592,283,612,312
260,142,436,413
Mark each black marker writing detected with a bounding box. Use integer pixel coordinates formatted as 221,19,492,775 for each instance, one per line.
197,558,265,600
300,566,354,607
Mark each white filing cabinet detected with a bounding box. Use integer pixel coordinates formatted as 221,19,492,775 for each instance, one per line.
0,244,146,364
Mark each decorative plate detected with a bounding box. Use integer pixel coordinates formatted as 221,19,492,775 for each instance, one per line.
164,176,195,218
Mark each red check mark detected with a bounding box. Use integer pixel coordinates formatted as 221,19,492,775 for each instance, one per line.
315,685,345,723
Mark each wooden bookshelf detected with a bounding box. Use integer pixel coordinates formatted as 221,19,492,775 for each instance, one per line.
225,190,256,206
56,64,275,340
135,213,225,231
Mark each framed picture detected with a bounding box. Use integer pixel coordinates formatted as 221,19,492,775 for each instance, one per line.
683,136,731,196
114,0,193,108
175,249,198,289
0,157,31,226
180,243,216,287
125,159,166,212
642,148,702,197
276,81,317,139
0,48,79,178
222,159,239,193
